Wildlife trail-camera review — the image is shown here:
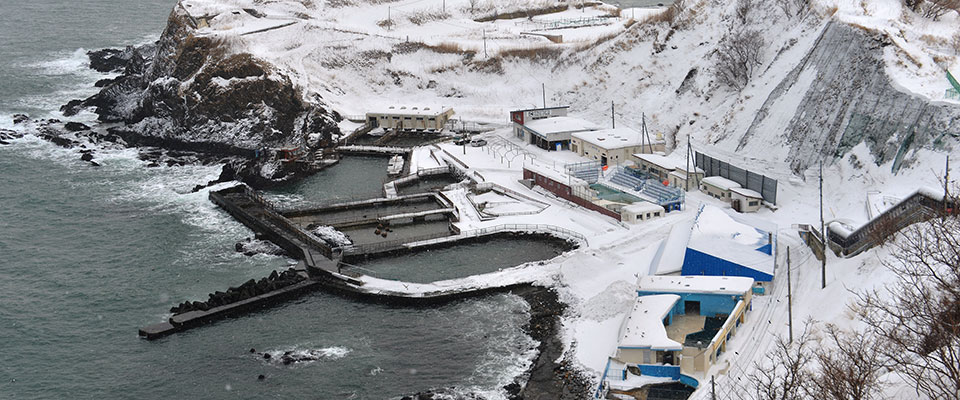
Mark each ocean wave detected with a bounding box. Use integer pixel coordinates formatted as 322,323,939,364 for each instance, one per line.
29,48,93,76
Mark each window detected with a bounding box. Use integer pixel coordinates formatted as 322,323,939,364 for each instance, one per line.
749,201,759,206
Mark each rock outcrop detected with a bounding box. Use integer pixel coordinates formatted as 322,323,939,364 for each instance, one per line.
63,3,341,160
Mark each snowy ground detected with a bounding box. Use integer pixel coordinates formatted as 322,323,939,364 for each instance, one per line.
170,0,958,397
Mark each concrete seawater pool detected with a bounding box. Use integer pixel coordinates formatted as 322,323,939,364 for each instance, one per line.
345,234,574,283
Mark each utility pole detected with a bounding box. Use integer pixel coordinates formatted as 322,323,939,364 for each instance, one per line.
388,7,392,30
711,375,716,400
685,132,691,192
482,30,487,58
611,101,615,129
442,0,445,13
820,160,826,289
542,83,546,108
787,246,793,343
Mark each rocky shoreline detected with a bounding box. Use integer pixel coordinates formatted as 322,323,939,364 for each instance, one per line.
398,286,593,400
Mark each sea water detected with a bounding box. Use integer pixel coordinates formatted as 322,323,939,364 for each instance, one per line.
0,1,544,398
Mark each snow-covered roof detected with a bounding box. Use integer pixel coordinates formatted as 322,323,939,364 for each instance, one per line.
730,187,763,199
623,201,665,214
524,116,599,135
687,205,775,276
617,294,683,351
648,220,695,275
637,275,755,296
367,105,453,117
701,176,741,191
633,153,684,171
572,127,656,149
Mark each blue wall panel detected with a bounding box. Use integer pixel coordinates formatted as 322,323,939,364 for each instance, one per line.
681,248,773,282
638,364,681,379
638,291,741,317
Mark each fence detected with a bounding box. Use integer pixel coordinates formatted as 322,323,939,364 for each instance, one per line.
695,152,778,205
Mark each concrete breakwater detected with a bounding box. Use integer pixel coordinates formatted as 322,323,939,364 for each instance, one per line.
140,184,584,340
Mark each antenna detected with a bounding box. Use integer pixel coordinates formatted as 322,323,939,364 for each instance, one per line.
542,83,546,108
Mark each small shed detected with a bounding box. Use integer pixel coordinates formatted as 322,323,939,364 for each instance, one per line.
621,201,665,223
699,176,741,201
730,187,763,213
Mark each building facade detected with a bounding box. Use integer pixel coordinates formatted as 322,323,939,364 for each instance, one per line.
366,106,455,132
571,128,665,165
510,106,598,151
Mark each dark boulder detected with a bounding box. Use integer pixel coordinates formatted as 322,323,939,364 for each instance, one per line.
94,78,115,88
12,114,29,124
80,153,94,162
64,122,91,132
87,48,128,73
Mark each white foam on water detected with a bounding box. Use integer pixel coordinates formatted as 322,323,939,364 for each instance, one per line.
29,48,92,76
262,345,353,367
444,294,541,400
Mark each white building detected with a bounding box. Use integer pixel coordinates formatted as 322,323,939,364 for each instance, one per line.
510,106,598,151
632,153,685,181
621,201,665,223
366,105,455,132
571,128,665,165
668,168,704,192
730,187,763,213
699,176,741,201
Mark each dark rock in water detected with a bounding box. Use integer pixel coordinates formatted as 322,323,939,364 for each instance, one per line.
257,374,265,381
147,162,160,168
249,348,256,353
89,161,101,167
60,100,84,117
0,129,22,141
0,140,9,145
94,78,115,88
12,114,29,124
80,153,94,162
262,353,271,360
87,48,129,73
64,122,91,132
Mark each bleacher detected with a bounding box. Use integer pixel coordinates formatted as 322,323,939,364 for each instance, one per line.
643,179,685,208
609,169,644,191
565,161,601,184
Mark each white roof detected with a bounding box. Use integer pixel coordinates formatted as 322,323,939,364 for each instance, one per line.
701,176,741,191
618,294,683,351
730,187,763,199
623,201,665,214
524,116,599,135
637,275,755,296
633,153,685,171
687,205,775,276
648,220,695,275
572,128,658,149
367,105,452,116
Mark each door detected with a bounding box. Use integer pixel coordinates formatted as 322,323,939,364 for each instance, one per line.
368,117,378,128
684,300,700,315
733,199,741,212
601,155,608,166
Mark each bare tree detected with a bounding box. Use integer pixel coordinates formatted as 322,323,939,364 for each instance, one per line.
715,29,764,90
917,0,960,20
775,0,809,18
805,324,887,400
856,208,960,400
751,329,813,400
735,0,755,24
952,33,960,55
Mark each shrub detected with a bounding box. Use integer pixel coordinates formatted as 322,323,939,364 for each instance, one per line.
714,29,764,90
